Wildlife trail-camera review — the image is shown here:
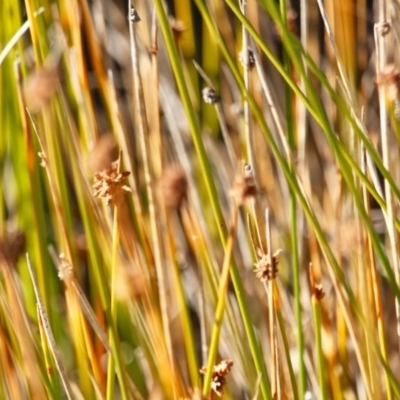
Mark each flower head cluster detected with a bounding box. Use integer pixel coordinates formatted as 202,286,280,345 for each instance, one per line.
313,283,325,301
254,249,281,282
92,161,131,206
200,359,233,397
0,227,26,267
58,253,74,283
159,165,188,209
202,87,220,104
24,66,59,112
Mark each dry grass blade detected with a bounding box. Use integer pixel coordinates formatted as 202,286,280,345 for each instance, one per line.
25,254,74,400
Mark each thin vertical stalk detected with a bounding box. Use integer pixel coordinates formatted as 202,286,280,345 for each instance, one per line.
361,145,392,399
106,202,129,400
167,223,199,389
26,254,74,400
275,289,299,400
240,0,256,180
264,209,279,398
150,7,162,177
279,0,306,396
128,1,173,371
374,4,400,354
202,204,239,396
311,293,327,400
193,60,237,168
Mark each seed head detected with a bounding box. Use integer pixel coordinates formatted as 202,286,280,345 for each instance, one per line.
159,165,188,209
313,283,325,301
0,226,26,267
169,18,185,41
230,163,257,205
24,66,60,112
239,48,255,70
200,359,233,397
38,151,48,168
254,249,281,282
129,7,141,23
202,87,220,104
92,160,131,206
58,253,75,283
88,134,118,174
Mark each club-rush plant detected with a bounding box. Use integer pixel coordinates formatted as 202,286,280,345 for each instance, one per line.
1,0,400,399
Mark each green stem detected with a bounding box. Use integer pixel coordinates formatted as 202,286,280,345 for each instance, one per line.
202,206,238,396
279,0,306,396
106,204,129,400
311,297,328,400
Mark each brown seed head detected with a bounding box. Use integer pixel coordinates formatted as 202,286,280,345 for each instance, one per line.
254,249,281,282
0,226,26,267
24,66,60,112
169,17,186,41
92,160,131,206
159,165,188,209
200,359,234,397
115,266,148,301
88,134,118,174
313,283,325,301
230,163,257,205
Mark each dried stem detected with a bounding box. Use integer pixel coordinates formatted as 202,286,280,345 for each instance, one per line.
128,1,173,371
374,2,400,355
26,254,74,400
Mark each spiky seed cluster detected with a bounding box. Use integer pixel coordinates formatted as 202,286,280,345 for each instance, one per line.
230,163,257,205
239,48,255,70
92,161,131,206
254,249,281,282
200,359,234,397
313,283,325,301
202,87,220,104
58,253,74,283
159,165,188,209
24,66,59,112
0,227,26,266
